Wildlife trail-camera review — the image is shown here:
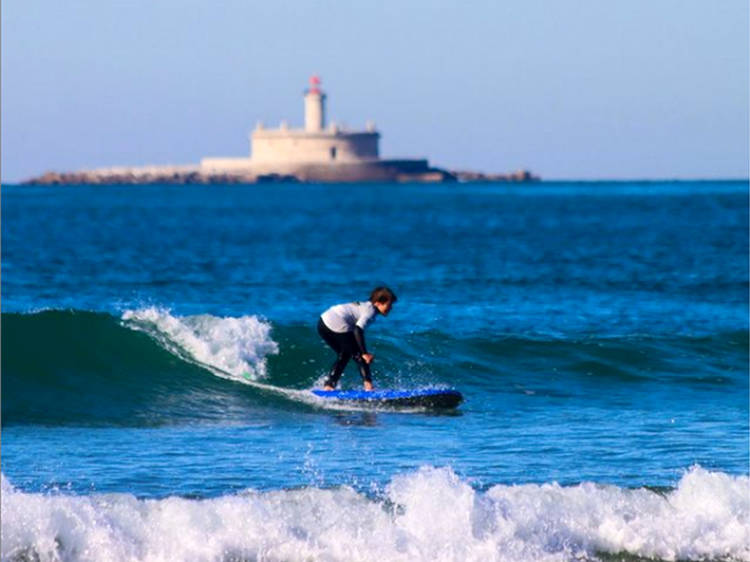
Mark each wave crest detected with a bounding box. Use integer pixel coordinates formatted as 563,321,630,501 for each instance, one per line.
121,307,279,381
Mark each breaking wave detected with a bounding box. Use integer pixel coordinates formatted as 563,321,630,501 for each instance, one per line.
2,466,748,562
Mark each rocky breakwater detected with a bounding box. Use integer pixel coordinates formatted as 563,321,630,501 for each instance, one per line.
22,167,256,186
452,169,540,182
22,166,539,185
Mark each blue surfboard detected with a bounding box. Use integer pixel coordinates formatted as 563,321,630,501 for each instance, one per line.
310,387,463,409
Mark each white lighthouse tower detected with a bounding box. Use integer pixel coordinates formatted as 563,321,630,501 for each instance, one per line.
304,75,326,132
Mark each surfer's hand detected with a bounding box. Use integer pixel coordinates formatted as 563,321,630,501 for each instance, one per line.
362,353,374,364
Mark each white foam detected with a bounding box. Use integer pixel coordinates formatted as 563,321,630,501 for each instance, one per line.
121,307,279,382
3,466,748,562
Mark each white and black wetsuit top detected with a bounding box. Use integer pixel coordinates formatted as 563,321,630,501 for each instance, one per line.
321,301,377,334
320,301,377,357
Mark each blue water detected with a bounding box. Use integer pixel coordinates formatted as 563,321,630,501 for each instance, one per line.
2,181,748,562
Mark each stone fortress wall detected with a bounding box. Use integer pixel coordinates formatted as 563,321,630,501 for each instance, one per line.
250,129,379,164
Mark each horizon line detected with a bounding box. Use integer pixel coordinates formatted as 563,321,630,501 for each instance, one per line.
2,177,748,186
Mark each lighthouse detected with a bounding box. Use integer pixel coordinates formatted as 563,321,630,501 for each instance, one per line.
304,75,326,132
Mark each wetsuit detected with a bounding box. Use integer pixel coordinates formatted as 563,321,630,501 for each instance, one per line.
318,301,377,388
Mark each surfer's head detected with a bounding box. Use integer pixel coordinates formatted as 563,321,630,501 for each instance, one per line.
370,286,397,316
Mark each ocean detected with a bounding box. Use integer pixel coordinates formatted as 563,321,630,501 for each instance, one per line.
1,180,748,562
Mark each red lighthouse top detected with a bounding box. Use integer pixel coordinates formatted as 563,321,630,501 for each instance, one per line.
309,75,322,94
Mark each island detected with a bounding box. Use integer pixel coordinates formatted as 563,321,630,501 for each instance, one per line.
22,77,539,186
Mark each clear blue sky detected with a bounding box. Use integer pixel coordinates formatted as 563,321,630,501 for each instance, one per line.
2,1,748,182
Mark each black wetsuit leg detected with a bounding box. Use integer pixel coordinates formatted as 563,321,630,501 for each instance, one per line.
318,318,351,387
317,318,372,388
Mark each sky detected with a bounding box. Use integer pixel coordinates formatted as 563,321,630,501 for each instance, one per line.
2,0,748,182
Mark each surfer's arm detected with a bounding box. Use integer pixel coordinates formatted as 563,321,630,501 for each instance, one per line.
353,326,368,356
354,326,374,364
354,304,376,364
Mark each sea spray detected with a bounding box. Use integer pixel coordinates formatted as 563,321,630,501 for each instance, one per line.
3,467,748,562
122,307,279,381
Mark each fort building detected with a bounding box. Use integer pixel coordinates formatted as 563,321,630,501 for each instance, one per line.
200,76,453,182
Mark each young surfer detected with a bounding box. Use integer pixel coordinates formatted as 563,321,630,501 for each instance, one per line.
317,286,397,391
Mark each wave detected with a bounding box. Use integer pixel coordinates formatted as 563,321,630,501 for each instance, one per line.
2,466,748,562
2,309,746,426
1,308,288,426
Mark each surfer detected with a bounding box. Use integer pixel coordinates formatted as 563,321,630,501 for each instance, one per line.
317,286,397,391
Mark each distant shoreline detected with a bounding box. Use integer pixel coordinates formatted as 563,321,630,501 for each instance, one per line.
18,167,542,186
7,176,748,187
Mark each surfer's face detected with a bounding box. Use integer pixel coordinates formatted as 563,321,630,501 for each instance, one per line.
374,300,393,316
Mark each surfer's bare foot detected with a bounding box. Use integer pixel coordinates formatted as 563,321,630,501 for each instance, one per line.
364,381,374,391
324,385,334,391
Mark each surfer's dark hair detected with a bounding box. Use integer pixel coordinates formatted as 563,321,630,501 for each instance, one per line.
370,286,397,304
